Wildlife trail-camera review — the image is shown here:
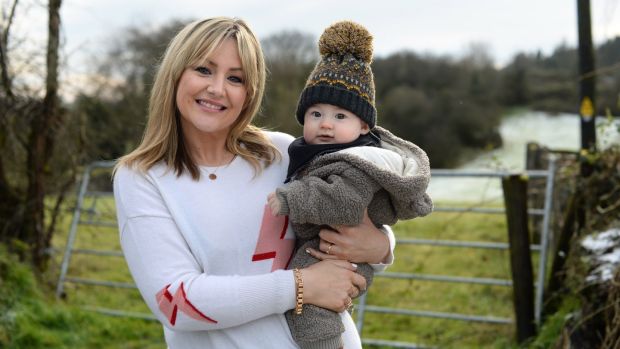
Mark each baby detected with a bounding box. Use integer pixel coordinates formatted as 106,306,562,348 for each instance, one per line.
268,21,433,349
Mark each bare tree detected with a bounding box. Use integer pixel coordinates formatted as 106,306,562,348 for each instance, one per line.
0,0,23,250
0,0,72,271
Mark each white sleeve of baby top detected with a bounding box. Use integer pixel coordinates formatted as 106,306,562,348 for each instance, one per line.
113,166,296,332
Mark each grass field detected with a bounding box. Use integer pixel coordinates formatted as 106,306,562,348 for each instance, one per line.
360,207,516,348
45,190,523,349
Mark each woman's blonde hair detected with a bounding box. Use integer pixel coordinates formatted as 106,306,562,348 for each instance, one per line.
115,17,279,179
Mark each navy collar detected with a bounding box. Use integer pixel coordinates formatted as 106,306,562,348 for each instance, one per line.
285,132,380,183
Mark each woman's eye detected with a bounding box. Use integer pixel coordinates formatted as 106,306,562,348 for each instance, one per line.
228,76,243,83
335,113,347,120
195,66,211,75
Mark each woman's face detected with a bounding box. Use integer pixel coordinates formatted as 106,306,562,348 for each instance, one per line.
176,39,247,141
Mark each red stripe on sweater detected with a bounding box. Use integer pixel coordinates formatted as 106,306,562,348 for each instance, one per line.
251,206,295,271
155,282,218,326
252,252,276,261
279,216,289,239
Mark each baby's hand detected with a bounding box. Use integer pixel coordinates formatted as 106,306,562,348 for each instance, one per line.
267,192,282,216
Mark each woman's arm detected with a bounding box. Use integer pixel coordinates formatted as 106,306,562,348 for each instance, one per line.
307,210,395,268
114,166,365,331
119,215,296,331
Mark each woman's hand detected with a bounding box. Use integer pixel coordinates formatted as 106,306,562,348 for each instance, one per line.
301,259,366,312
307,209,389,264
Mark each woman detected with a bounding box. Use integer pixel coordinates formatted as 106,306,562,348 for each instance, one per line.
113,17,394,349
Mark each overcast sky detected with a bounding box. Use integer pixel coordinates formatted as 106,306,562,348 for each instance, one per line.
7,0,620,93
59,0,619,61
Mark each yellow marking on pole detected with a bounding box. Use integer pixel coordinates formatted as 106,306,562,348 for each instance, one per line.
580,96,594,120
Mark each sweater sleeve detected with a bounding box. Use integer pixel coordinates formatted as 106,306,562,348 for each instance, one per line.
369,225,395,272
114,166,295,332
277,166,381,226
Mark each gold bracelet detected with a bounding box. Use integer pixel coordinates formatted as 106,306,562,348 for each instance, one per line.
293,268,304,315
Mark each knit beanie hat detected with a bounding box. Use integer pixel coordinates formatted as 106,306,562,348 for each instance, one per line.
295,21,377,128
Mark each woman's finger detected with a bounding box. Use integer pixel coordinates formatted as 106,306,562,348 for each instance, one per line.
319,228,355,260
350,271,367,292
318,229,342,245
348,286,360,298
306,247,338,261
326,259,358,271
320,239,334,255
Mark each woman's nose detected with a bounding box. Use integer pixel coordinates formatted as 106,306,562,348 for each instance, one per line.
206,76,224,96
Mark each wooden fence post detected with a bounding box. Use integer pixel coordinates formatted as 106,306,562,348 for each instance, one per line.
502,174,537,343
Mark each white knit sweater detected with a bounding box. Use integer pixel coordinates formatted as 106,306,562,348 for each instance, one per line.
113,131,394,349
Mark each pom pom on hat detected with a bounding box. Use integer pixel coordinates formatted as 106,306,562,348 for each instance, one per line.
319,21,373,63
295,20,377,128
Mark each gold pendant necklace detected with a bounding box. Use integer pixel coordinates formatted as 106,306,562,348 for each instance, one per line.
204,155,237,181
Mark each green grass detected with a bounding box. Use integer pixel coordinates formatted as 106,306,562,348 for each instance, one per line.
0,246,164,349
357,209,516,348
5,194,538,348
525,296,579,349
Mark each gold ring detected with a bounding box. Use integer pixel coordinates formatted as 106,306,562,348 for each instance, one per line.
327,243,333,255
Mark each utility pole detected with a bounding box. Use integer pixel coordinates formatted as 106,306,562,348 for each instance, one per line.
545,1,597,319
577,0,596,170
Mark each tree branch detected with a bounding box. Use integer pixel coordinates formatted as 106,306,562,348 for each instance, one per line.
0,33,13,100
44,169,75,249
2,0,19,47
0,0,18,100
43,0,62,163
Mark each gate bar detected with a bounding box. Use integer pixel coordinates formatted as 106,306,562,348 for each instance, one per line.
362,338,435,349
534,157,556,325
397,238,542,252
56,163,94,298
65,277,137,289
363,305,513,324
377,271,512,286
432,169,549,178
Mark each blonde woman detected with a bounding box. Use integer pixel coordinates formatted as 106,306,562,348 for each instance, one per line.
113,17,394,349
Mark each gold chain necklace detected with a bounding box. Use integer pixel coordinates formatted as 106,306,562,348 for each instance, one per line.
203,155,237,181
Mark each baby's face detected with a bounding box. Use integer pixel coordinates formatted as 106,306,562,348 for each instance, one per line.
303,104,369,145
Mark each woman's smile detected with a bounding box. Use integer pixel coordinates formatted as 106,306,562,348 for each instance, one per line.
196,98,227,112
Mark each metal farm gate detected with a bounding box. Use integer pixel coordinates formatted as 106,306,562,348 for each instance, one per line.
56,159,557,348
